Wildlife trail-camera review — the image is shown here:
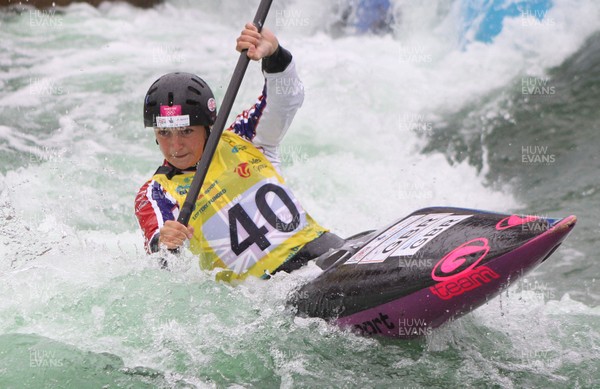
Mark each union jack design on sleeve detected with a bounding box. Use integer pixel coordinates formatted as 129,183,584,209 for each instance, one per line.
228,84,267,141
134,179,179,252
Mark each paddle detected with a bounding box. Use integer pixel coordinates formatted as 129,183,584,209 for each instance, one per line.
176,0,273,226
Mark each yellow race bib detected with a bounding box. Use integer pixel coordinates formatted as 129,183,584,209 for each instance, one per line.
151,131,326,281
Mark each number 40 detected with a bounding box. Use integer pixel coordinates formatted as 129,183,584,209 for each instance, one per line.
228,183,300,255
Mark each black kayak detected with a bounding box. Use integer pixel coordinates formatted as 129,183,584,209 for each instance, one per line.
289,207,577,338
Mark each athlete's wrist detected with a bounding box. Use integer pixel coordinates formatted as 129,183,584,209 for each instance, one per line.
262,45,292,74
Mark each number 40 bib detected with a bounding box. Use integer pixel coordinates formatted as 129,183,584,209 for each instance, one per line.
151,131,327,282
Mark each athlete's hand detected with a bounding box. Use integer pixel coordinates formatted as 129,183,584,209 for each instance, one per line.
236,22,279,61
158,220,194,250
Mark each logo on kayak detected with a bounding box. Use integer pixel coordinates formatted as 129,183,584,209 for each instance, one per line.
430,265,500,300
496,215,539,230
234,162,251,178
430,238,499,300
353,312,395,336
432,238,490,281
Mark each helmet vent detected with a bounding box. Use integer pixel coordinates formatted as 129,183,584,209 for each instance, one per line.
188,86,201,95
186,99,200,105
191,78,205,88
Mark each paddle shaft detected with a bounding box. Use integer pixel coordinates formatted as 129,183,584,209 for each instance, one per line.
176,0,273,226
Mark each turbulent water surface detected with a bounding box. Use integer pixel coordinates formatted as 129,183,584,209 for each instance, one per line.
1,0,599,387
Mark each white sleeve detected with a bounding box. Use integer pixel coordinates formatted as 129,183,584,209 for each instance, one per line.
253,59,304,156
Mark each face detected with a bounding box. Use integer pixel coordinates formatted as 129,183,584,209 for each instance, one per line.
155,125,207,170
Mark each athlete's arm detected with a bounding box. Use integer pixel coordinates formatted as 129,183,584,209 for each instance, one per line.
230,23,305,165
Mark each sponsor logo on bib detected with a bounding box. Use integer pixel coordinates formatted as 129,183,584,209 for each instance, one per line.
234,162,251,178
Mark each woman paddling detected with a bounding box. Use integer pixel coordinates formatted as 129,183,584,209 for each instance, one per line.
135,23,343,282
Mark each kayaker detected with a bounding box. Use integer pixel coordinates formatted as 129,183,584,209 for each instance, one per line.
135,22,343,282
